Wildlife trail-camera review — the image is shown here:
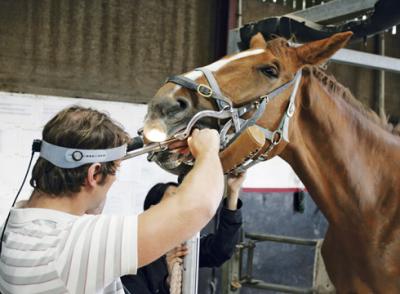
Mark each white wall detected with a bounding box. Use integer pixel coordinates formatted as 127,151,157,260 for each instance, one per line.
0,91,303,223
0,91,177,222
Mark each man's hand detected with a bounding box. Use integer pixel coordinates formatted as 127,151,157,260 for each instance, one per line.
187,129,220,159
226,172,246,210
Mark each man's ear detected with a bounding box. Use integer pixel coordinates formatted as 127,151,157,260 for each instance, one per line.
250,32,267,49
295,31,353,67
87,163,102,187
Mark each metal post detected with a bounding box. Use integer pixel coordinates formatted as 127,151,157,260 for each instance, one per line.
376,33,386,119
312,240,335,293
221,244,243,294
245,232,318,246
237,0,243,27
245,241,255,280
182,233,200,294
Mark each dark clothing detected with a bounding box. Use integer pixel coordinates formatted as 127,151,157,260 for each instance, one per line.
122,256,169,294
121,199,243,294
198,199,243,268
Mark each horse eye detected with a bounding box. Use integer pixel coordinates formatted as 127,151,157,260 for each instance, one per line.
260,66,279,78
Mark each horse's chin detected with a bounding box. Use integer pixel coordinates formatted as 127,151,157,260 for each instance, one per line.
147,119,218,176
150,150,193,176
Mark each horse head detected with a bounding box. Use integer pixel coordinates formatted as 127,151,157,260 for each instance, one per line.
144,32,352,175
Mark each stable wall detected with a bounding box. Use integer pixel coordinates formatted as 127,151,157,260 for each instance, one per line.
0,0,218,104
0,92,176,223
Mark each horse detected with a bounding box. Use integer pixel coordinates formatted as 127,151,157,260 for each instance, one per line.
143,31,400,292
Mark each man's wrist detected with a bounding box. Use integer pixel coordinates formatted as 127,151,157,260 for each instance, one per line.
195,150,220,161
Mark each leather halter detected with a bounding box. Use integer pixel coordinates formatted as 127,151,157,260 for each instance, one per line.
165,67,302,172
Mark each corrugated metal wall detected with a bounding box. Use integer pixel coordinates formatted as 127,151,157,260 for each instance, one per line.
0,0,216,103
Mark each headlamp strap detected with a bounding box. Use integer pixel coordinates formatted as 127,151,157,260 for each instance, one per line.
40,140,127,169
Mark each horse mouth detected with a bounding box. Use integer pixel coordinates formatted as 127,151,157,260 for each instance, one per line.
147,121,213,175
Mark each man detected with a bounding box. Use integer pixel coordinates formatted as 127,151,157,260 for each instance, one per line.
121,172,246,293
0,106,224,293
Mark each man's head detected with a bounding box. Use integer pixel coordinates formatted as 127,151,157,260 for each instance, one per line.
30,106,130,197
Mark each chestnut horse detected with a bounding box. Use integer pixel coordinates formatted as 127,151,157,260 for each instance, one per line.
143,32,400,292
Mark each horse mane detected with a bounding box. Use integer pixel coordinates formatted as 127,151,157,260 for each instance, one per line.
307,66,400,136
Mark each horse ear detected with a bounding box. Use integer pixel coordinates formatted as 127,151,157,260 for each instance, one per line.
250,33,267,49
295,31,353,66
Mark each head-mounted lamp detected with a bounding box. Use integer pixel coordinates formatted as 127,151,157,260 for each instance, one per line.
39,140,128,168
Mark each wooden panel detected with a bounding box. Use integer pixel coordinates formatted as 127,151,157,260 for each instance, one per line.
0,0,216,104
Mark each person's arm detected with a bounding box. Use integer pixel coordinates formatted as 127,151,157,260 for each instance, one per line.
199,173,246,267
137,129,224,267
225,172,246,210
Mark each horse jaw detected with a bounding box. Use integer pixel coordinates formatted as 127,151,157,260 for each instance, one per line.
142,116,191,175
143,114,218,175
149,150,194,176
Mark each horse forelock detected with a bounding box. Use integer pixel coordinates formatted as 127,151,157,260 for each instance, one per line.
265,37,292,57
308,66,400,136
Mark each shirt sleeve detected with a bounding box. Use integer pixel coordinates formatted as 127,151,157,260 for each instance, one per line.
55,214,138,294
199,199,243,268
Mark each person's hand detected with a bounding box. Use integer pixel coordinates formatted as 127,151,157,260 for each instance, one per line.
187,128,220,159
226,172,246,210
166,244,189,285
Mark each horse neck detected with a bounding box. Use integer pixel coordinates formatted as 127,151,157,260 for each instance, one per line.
280,72,400,224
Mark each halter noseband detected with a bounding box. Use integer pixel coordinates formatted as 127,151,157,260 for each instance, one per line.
164,67,302,173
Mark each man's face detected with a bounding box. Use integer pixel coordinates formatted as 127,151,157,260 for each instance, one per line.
99,173,117,199
88,163,119,213
98,162,120,202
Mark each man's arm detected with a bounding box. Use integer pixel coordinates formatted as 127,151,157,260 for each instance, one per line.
137,129,224,267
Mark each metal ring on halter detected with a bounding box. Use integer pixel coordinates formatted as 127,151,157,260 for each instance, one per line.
271,130,283,145
196,84,213,98
287,103,296,117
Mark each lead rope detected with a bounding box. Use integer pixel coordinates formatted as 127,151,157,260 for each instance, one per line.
170,261,183,294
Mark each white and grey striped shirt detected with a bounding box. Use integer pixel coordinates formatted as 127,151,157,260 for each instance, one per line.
0,206,137,294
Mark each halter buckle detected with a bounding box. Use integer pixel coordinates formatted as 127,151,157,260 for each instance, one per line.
197,84,213,98
259,94,271,104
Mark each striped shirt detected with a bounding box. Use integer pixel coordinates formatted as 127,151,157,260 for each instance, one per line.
0,204,137,294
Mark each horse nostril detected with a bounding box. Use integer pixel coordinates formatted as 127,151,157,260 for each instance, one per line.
154,97,190,117
177,97,189,110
